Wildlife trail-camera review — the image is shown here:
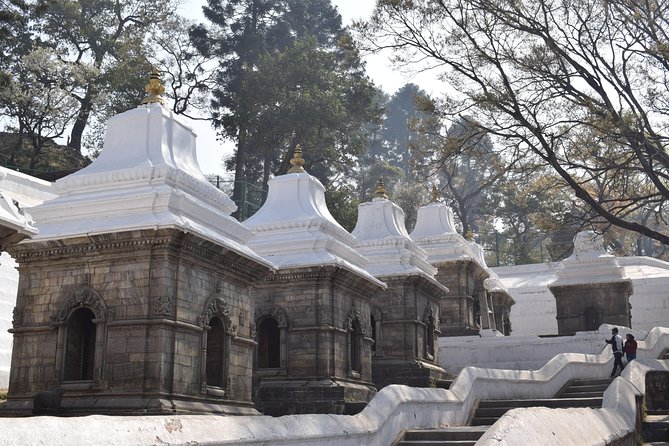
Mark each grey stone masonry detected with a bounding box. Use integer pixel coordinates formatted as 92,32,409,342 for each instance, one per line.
491,291,514,336
252,265,383,416
433,260,488,336
549,281,633,335
371,275,448,390
4,228,270,416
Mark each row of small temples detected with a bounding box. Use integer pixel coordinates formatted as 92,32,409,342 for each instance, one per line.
0,73,633,417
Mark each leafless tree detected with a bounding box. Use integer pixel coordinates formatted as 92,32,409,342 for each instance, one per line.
358,0,669,245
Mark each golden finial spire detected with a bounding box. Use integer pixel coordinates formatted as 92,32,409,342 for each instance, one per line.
287,144,305,173
141,67,166,105
374,178,388,199
430,184,440,203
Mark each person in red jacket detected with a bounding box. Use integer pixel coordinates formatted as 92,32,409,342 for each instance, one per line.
624,333,637,363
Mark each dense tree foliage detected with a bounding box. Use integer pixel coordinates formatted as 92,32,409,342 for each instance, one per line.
193,0,368,210
359,0,669,246
0,0,179,159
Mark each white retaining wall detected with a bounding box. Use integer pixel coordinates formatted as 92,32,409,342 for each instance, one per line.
438,324,649,374
492,262,560,336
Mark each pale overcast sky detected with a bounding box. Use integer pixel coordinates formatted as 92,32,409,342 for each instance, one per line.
178,0,426,176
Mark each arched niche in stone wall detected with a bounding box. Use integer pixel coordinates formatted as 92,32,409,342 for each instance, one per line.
253,304,289,373
199,293,236,396
51,286,110,389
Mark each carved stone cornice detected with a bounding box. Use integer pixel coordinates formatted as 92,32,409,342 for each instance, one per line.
11,229,270,281
260,266,340,284
380,274,448,299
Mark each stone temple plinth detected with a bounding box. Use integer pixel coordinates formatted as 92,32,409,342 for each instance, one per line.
549,231,632,334
243,150,385,416
353,182,448,390
4,88,272,415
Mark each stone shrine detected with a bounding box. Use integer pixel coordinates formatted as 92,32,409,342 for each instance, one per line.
549,231,633,334
411,192,514,335
3,72,273,415
352,180,448,389
242,148,385,416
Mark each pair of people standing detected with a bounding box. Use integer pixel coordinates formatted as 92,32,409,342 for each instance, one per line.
606,327,637,377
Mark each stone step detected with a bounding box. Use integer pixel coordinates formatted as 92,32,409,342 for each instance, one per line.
643,421,669,443
477,397,602,409
471,397,602,426
643,414,669,443
398,441,478,446
344,401,366,415
435,379,452,389
568,378,612,386
470,417,498,426
559,383,610,393
559,390,607,398
397,426,488,446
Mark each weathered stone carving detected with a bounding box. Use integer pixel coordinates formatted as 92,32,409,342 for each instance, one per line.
12,306,23,326
254,304,289,328
51,286,108,323
422,305,436,325
201,295,232,329
153,295,173,317
344,305,367,335
250,322,257,341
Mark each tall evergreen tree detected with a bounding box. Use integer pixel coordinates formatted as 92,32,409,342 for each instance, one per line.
194,0,380,215
379,83,427,178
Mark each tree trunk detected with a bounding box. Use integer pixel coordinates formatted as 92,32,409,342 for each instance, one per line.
68,94,94,154
231,125,248,220
262,155,271,202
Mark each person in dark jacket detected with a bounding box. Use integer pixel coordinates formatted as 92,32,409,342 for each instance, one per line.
605,327,625,377
624,333,637,363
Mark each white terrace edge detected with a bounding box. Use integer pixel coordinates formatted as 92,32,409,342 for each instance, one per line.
0,326,666,446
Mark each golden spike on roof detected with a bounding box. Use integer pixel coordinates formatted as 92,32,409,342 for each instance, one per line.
141,67,166,105
287,144,305,173
374,178,388,199
430,184,440,203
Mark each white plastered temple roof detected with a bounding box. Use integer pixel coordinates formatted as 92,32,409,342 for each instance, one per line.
242,148,385,288
23,74,270,268
550,230,627,286
410,200,485,269
352,181,446,291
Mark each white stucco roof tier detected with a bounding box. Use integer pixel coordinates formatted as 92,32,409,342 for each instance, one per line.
352,196,446,290
23,103,270,268
410,202,486,271
243,171,385,287
550,231,626,286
